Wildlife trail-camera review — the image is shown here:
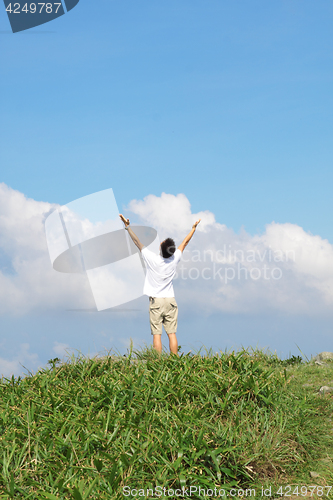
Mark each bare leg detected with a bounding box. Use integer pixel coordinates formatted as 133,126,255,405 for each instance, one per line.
153,334,162,354
167,333,178,356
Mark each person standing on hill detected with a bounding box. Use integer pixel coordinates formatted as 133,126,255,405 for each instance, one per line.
119,214,201,355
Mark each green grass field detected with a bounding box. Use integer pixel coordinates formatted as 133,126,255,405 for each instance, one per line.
0,344,333,499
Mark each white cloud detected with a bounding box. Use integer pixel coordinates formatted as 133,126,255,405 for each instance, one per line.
0,183,94,315
127,192,220,239
0,343,39,378
52,341,72,357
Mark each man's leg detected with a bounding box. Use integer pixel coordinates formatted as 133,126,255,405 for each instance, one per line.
167,333,178,356
164,299,179,356
150,297,162,353
153,334,162,354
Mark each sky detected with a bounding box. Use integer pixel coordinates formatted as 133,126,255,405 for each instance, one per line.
1,0,333,377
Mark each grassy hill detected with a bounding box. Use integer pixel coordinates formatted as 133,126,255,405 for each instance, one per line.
0,345,333,499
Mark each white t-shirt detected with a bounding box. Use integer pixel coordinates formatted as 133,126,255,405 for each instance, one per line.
141,247,182,298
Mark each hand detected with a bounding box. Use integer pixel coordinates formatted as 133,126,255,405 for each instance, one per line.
192,219,201,229
119,214,130,227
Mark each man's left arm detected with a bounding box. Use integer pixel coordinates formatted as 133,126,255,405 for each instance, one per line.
119,214,144,251
178,219,201,253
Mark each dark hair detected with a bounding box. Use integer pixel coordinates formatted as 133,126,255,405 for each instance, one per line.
161,238,176,259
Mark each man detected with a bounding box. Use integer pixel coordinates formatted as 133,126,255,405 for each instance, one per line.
119,214,201,355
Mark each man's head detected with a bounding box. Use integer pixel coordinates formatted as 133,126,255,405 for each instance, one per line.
160,238,176,259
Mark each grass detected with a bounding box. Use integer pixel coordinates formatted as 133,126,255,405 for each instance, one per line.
0,344,333,499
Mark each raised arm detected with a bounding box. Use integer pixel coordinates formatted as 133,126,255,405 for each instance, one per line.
119,214,144,252
178,219,201,253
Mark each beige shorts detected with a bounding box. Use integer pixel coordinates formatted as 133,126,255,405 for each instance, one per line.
149,297,178,335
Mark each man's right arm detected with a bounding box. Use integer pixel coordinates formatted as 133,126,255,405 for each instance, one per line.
119,214,144,251
178,219,201,253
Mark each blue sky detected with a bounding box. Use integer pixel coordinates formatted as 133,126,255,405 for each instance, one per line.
1,0,333,376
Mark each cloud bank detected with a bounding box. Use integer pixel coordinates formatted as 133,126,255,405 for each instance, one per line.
0,183,332,317
128,192,333,315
